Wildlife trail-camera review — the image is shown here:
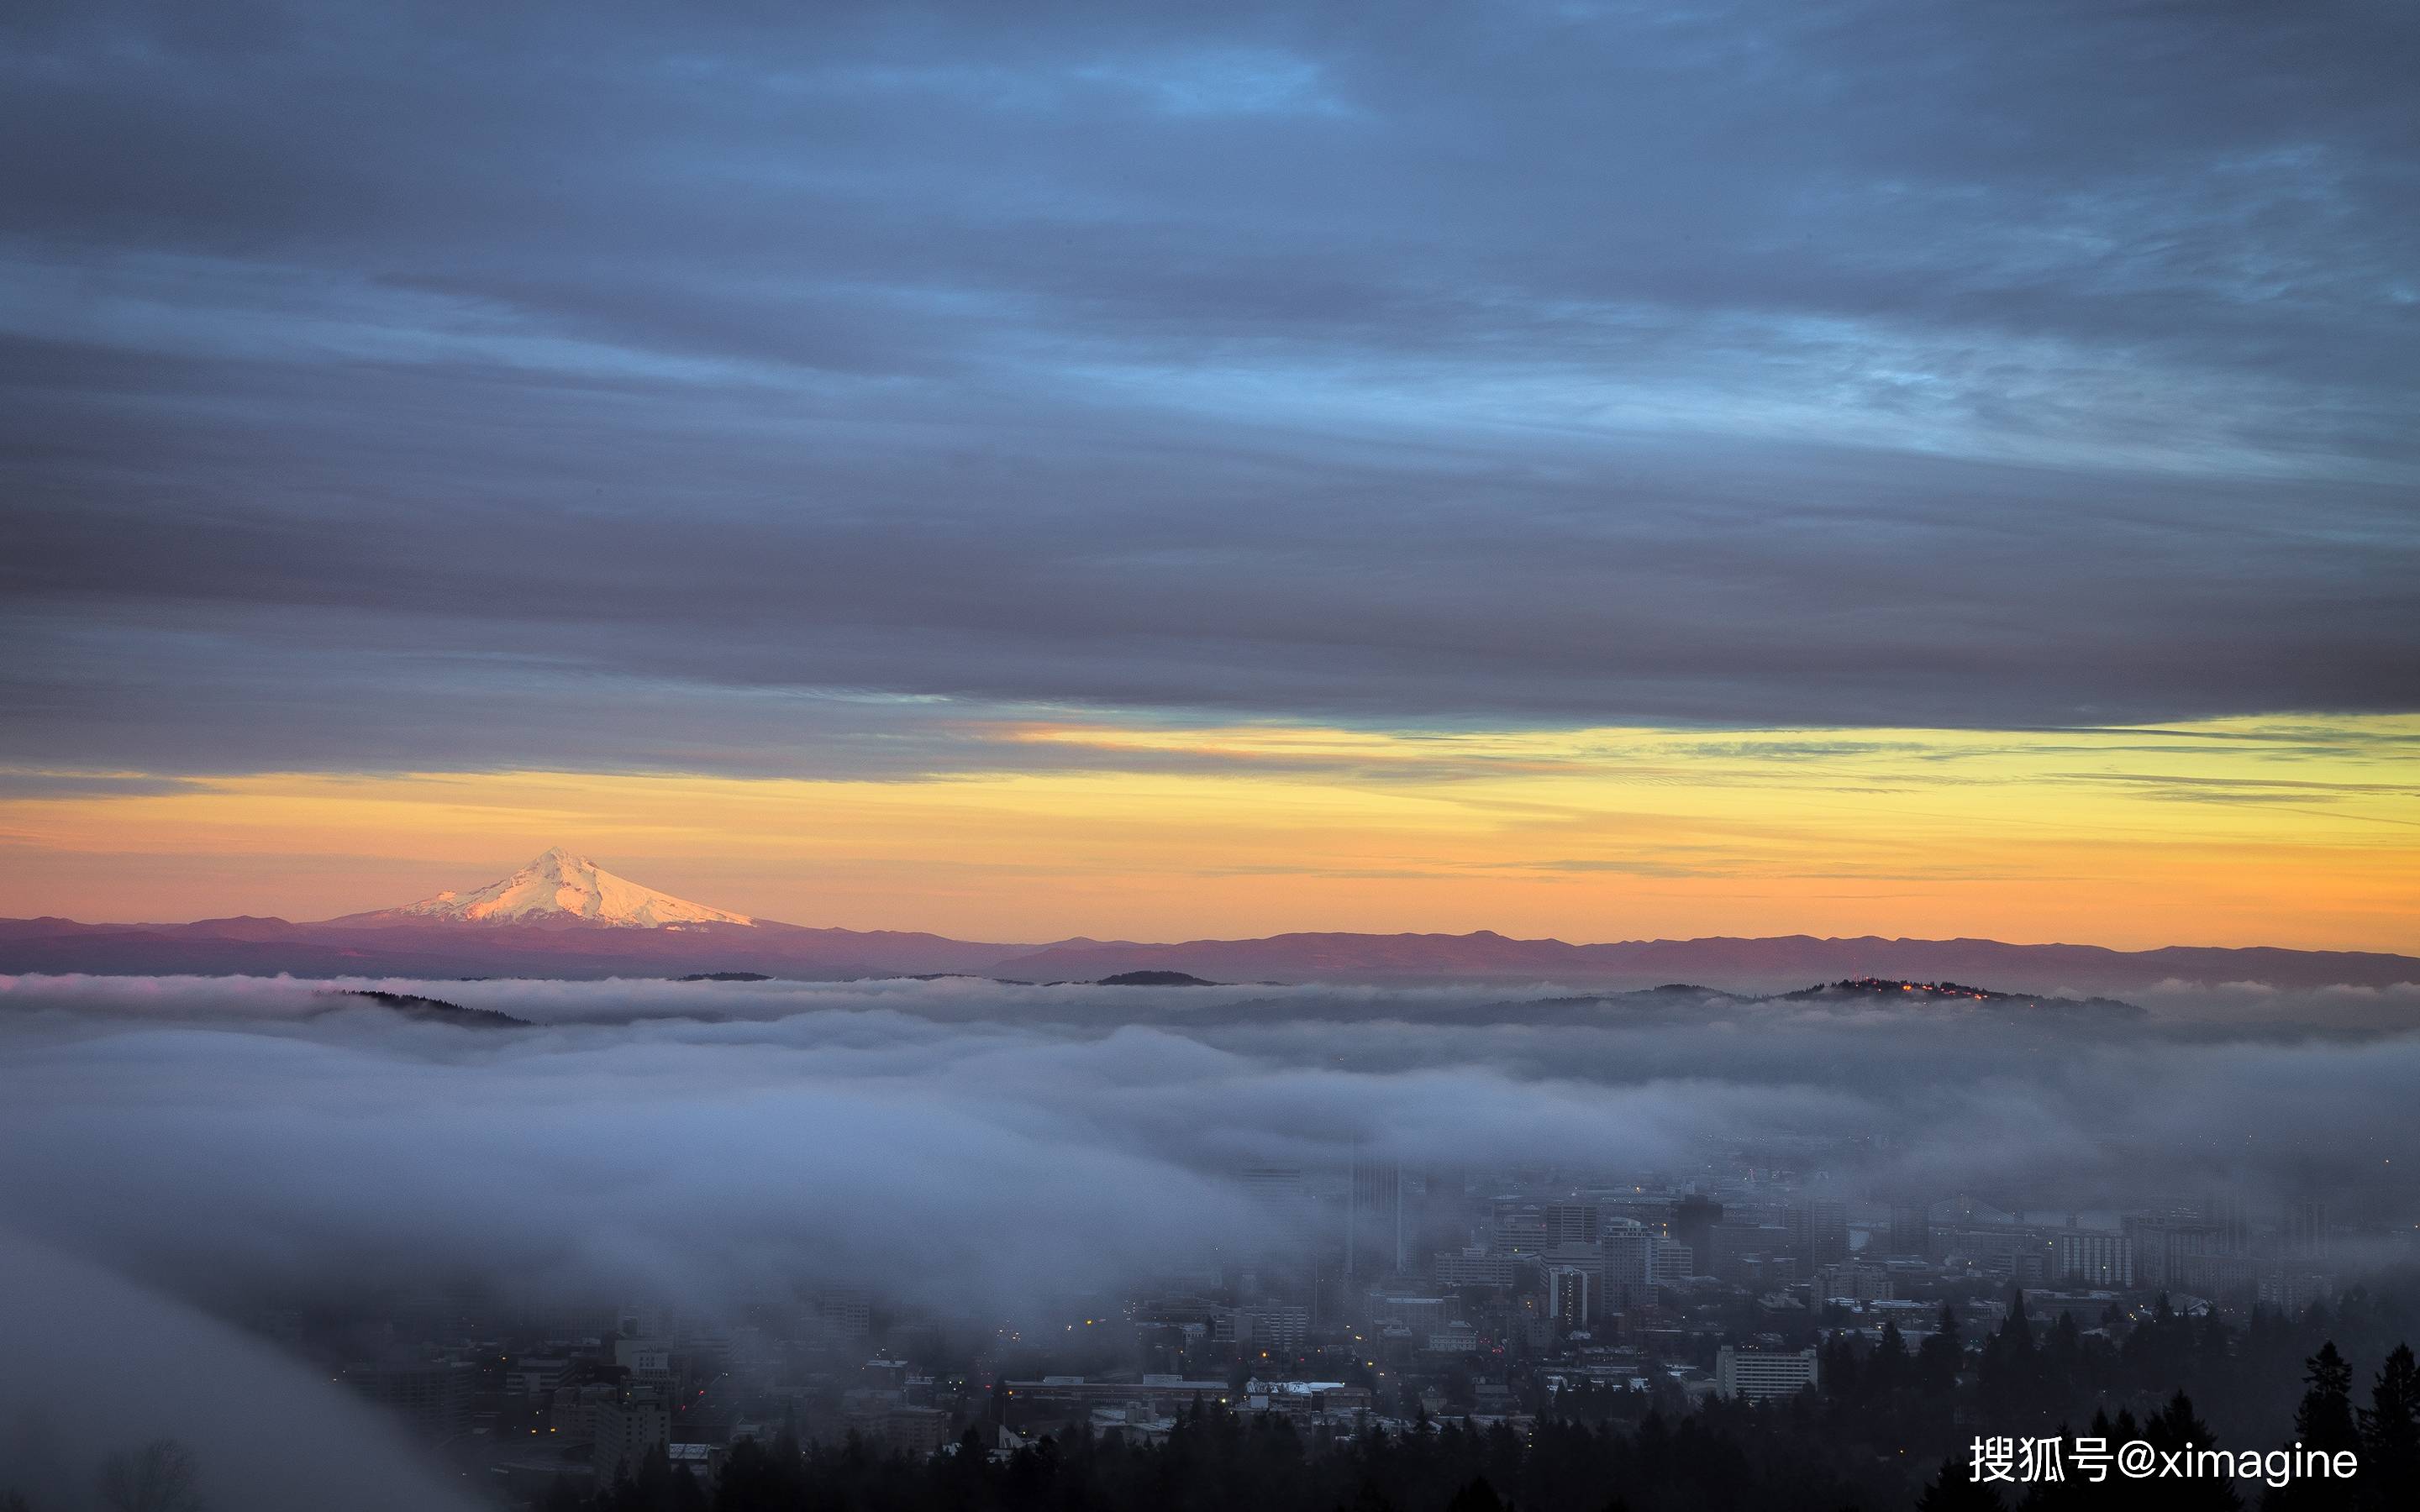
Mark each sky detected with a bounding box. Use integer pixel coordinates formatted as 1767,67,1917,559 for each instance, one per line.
3,0,2416,945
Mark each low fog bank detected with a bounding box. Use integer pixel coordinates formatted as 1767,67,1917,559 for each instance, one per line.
0,1233,477,1511
3,973,2416,1317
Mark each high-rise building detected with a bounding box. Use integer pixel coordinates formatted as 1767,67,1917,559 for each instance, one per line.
1715,1346,1819,1400
812,1288,870,1347
1602,1228,1654,1284
340,1356,475,1443
1547,1267,1595,1329
1674,1194,1724,1261
1239,1166,1306,1204
2053,1232,2135,1288
1649,1238,1694,1283
1239,1166,1313,1248
2287,1201,2330,1261
592,1386,671,1482
881,1407,951,1457
1887,1203,1933,1258
1709,1222,1791,1285
1543,1203,1602,1248
2202,1190,2252,1256
2258,1268,2335,1313
1419,1165,1470,1249
1787,1200,1850,1268
1234,1305,1309,1352
1349,1155,1407,1278
2123,1213,2223,1288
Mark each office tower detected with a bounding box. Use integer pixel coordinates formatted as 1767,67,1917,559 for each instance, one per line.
2287,1200,2329,1261
1648,1238,1693,1283
591,1386,671,1481
1547,1267,1595,1329
2053,1232,2135,1287
1887,1202,1933,1257
1349,1154,1407,1278
1601,1226,1654,1284
1420,1164,1472,1252
339,1356,475,1443
1674,1194,1723,1261
1710,1222,1793,1286
1239,1165,1313,1246
1543,1202,1601,1247
1787,1200,1850,1268
1240,1165,1305,1205
2203,1189,2251,1256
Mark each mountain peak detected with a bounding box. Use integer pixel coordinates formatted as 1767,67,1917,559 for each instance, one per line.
366,848,753,929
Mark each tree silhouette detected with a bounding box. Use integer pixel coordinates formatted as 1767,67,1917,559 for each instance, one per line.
2356,1342,2418,1512
1914,1451,2002,1512
2295,1343,2359,1455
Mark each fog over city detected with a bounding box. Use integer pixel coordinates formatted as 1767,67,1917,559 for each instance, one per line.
6,974,2415,1320
5,973,2420,1506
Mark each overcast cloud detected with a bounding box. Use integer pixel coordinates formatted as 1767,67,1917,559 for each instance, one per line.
3,0,2416,778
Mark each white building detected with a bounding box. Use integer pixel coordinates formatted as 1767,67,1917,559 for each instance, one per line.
1714,1346,1818,1401
2053,1233,2136,1288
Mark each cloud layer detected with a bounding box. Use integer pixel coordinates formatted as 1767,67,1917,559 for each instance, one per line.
5,974,2417,1333
4,0,2417,780
0,1233,479,1512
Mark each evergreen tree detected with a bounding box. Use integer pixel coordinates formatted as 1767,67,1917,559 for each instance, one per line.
2295,1342,2360,1454
1444,1478,1506,1512
1918,1303,1964,1394
2142,1394,2240,1512
1915,1451,2002,1512
2042,1311,2084,1410
1871,1318,1908,1399
1981,1291,2040,1421
2356,1342,2418,1510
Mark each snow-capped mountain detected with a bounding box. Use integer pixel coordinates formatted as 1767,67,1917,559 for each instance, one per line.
350,847,753,929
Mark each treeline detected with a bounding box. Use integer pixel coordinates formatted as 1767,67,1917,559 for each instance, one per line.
554,1337,2418,1512
560,1406,1899,1512
550,1283,2420,1512
12,1289,2417,1512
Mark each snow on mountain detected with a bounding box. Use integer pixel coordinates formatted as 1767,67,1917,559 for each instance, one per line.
376,847,753,928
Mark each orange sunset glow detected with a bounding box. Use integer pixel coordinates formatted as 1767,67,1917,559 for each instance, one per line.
6,717,2412,948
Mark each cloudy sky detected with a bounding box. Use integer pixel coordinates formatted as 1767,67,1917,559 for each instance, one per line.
3,1,2415,942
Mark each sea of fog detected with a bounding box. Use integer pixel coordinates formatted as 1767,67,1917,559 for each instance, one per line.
3,973,2416,1508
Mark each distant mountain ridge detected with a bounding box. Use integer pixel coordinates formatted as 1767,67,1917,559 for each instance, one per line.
2,848,2414,994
